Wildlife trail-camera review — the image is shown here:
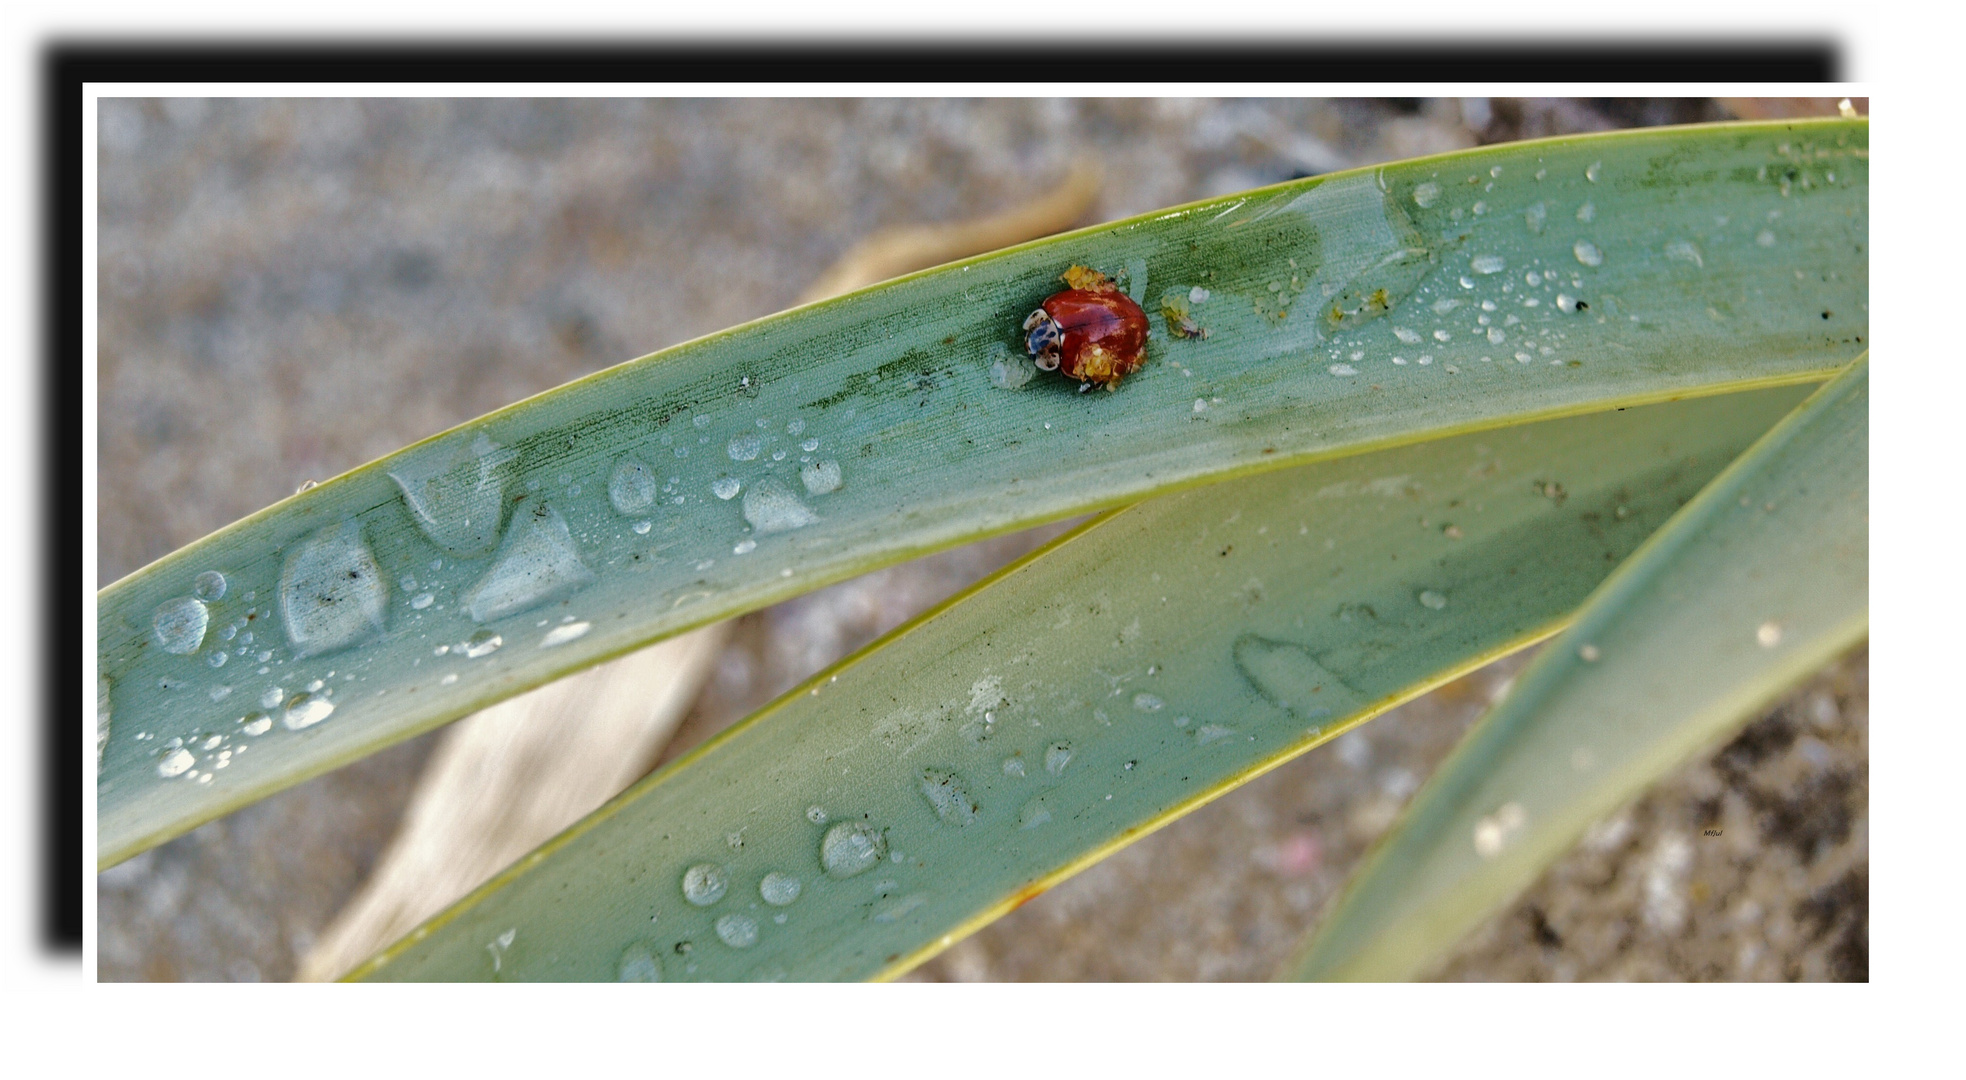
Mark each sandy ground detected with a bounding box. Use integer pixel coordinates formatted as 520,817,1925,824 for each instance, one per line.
95,96,1863,981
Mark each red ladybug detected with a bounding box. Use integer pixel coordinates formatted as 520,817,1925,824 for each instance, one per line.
1022,265,1150,390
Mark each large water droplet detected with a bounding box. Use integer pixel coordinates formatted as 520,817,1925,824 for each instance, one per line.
715,913,758,948
1573,240,1604,267
800,460,842,496
279,520,388,658
918,768,979,826
387,432,515,557
152,596,209,655
820,821,886,879
742,477,819,535
460,503,595,623
1232,633,1356,719
157,748,195,778
1044,741,1073,777
241,712,273,736
281,691,335,730
759,871,802,906
608,458,658,514
96,675,112,768
617,943,662,981
727,433,762,461
193,570,227,602
1412,181,1441,208
712,477,742,501
681,863,728,906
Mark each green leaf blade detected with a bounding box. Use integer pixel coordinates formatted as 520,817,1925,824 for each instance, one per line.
1283,356,1868,982
350,386,1812,981
97,119,1867,868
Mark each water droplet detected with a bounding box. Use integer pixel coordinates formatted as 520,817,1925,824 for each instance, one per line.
1524,201,1547,234
1471,254,1506,275
800,460,843,496
608,458,658,515
632,520,652,535
1194,724,1238,746
1328,363,1358,376
158,748,195,778
1756,229,1777,247
715,913,759,948
96,676,112,768
1473,802,1529,857
1418,589,1448,610
805,805,828,824
462,629,503,659
1664,240,1704,269
872,893,928,923
1393,326,1421,344
295,479,317,494
1584,161,1602,182
1412,181,1441,208
1001,756,1026,778
241,712,272,736
152,596,209,655
801,437,820,453
988,341,1036,390
1757,621,1783,648
281,691,334,730
1232,633,1355,718
682,863,728,906
1018,796,1053,829
820,821,887,879
727,433,762,461
1579,643,1602,662
759,871,802,907
206,650,228,668
193,570,227,602
918,768,979,826
460,503,595,623
1044,741,1074,777
540,621,591,648
1573,240,1603,267
711,477,742,501
387,432,515,557
279,520,388,658
617,944,662,982
741,477,819,536
404,590,434,612
1132,692,1164,712
732,538,757,555
1556,294,1579,314
1577,201,1595,223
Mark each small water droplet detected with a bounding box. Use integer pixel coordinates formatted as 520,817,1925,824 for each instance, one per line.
1132,692,1164,712
918,768,979,826
1524,201,1547,234
206,650,228,668
1418,590,1448,610
608,458,658,514
711,477,742,501
617,943,662,981
1412,181,1441,208
1756,621,1783,648
259,686,285,710
1664,240,1704,269
158,748,195,778
800,460,843,496
760,871,802,906
193,570,227,602
871,893,928,923
1579,643,1601,662
632,520,652,535
1393,326,1421,344
806,805,829,824
1756,229,1777,247
1001,756,1026,778
152,596,209,655
1573,240,1604,267
727,433,762,461
1328,363,1358,376
1556,294,1579,314
1194,723,1238,746
281,691,334,730
408,591,435,611
1577,201,1596,223
715,913,759,948
1018,796,1053,829
1471,254,1507,275
241,712,272,736
540,621,591,648
1584,161,1602,183
1044,741,1074,777
461,630,503,659
742,477,819,535
820,821,887,879
682,863,728,906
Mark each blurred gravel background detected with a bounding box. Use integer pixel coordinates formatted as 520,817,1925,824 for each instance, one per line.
95,96,1864,982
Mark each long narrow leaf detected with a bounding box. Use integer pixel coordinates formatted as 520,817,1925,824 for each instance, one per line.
350,386,1810,981
97,119,1867,868
1282,356,1868,982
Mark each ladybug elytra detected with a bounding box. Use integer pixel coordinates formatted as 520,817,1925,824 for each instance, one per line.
1022,265,1150,390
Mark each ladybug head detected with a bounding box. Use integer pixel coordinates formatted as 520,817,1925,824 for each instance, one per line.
1022,309,1063,371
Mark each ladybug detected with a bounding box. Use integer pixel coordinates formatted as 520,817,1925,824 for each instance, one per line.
1023,265,1150,390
